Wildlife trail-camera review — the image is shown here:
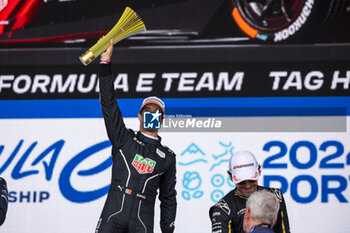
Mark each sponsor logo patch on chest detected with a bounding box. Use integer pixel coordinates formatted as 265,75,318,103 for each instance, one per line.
132,154,156,174
237,208,246,216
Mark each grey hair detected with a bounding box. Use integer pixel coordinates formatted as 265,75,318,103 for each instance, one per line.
246,190,280,225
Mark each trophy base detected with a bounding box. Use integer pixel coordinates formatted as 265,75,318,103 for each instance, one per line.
79,50,95,66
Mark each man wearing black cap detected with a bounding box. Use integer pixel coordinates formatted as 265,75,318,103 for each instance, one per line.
0,177,8,226
95,39,177,233
209,151,290,233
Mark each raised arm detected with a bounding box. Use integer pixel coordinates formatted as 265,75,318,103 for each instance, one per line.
99,39,130,147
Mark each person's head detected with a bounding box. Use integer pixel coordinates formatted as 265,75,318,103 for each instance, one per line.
138,96,165,134
228,151,261,198
243,190,280,232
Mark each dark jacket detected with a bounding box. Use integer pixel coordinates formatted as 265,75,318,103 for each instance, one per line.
209,186,290,233
250,225,275,233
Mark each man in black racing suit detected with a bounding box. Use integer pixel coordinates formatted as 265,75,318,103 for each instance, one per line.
95,39,177,233
209,151,290,233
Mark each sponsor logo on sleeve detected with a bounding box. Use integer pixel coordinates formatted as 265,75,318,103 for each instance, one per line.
214,199,231,215
156,148,166,159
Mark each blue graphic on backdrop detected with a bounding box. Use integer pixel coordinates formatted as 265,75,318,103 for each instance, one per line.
179,143,207,166
211,174,225,187
179,142,235,202
210,141,234,171
181,143,205,156
262,140,350,204
0,139,113,203
211,174,225,202
59,141,113,203
0,140,64,180
182,171,204,200
2,139,349,204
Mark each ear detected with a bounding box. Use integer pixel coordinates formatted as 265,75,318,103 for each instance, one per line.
243,208,251,233
245,208,250,220
138,111,142,121
272,216,278,227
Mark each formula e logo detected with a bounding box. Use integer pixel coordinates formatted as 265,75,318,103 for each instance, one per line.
0,0,8,11
143,110,161,129
132,154,156,174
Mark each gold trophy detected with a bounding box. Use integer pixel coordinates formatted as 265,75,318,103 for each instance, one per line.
79,7,146,66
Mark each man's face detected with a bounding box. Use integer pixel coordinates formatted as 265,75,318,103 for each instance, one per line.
139,103,163,132
236,180,258,198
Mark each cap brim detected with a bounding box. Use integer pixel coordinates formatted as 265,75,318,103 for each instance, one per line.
231,169,259,185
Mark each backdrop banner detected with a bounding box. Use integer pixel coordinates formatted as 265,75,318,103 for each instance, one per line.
0,97,349,233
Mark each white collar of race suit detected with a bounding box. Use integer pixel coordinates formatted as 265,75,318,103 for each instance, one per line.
141,132,159,141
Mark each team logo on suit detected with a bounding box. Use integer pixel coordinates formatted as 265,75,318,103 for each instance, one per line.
132,154,156,174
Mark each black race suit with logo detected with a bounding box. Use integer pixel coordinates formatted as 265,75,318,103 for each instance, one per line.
209,186,290,233
95,63,177,233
